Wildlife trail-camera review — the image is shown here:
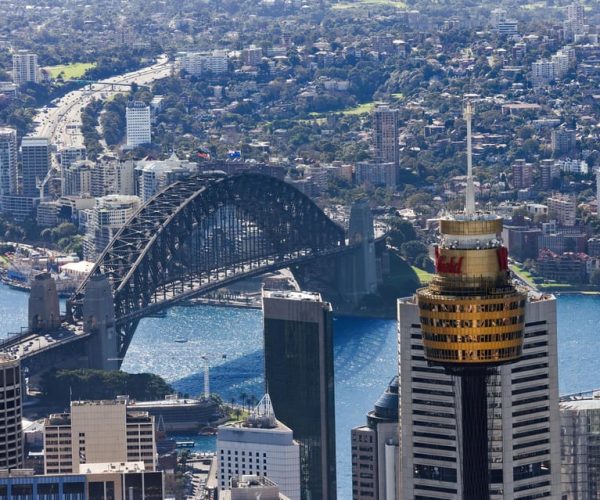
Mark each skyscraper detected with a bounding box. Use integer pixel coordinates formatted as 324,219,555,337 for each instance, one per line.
0,353,24,470
0,127,18,200
397,103,561,499
262,290,336,500
373,105,400,167
351,377,399,500
12,52,39,86
21,136,50,198
126,101,152,147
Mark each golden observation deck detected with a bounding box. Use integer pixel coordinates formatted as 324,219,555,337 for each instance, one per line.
416,213,526,367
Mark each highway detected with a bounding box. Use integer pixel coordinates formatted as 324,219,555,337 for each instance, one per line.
33,54,172,152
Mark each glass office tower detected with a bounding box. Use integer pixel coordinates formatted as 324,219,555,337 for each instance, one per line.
262,290,337,500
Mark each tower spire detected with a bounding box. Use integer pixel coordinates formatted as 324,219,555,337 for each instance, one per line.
464,100,476,215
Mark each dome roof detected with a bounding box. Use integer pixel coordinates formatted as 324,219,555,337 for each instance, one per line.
371,376,399,421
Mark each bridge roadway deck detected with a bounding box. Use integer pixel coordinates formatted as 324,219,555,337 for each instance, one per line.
0,323,89,360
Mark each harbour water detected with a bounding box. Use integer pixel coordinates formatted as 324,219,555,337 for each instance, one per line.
1,283,599,498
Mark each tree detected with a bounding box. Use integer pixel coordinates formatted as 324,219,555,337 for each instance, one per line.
400,241,429,264
388,218,417,249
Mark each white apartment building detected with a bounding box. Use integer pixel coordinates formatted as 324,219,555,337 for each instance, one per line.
12,52,39,85
181,51,228,76
126,101,151,147
397,293,561,499
217,395,301,500
43,399,156,475
564,2,587,40
83,194,141,260
135,153,197,203
532,60,557,87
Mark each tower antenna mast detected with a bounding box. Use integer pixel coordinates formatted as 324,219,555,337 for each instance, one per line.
464,100,476,215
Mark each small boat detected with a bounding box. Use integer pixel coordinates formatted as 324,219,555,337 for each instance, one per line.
176,441,195,448
174,337,188,343
198,426,217,436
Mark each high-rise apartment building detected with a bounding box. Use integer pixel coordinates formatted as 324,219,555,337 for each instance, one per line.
263,290,337,500
43,399,156,475
0,127,18,200
512,159,534,189
83,194,141,260
552,128,577,156
21,136,50,198
135,153,196,203
217,395,301,500
373,105,400,168
0,354,24,470
126,102,152,147
63,160,94,197
351,376,399,500
12,52,39,85
564,2,587,40
560,391,600,499
539,159,560,190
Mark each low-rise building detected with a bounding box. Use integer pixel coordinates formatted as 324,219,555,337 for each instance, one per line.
43,399,156,475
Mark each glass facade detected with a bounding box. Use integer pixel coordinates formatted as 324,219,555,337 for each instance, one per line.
264,315,336,500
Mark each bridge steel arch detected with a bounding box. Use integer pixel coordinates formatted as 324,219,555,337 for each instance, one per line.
67,173,346,359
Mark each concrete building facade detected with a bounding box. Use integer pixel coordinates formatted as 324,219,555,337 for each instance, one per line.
126,102,151,147
560,392,600,499
43,399,156,475
351,377,399,500
0,354,24,470
21,136,50,198
0,127,18,201
12,52,39,85
373,105,400,167
217,395,301,500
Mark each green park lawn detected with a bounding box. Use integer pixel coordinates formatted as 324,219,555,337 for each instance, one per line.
411,266,433,285
45,62,96,80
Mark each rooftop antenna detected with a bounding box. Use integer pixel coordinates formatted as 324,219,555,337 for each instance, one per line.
464,99,476,215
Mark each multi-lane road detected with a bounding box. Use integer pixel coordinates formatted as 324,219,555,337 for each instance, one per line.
34,54,172,152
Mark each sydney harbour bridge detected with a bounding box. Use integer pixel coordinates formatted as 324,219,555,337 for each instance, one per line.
1,173,383,376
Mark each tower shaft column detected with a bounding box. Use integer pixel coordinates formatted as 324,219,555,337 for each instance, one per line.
461,370,489,500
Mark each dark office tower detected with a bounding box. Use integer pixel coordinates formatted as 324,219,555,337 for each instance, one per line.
262,290,336,500
0,353,24,470
21,136,50,197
